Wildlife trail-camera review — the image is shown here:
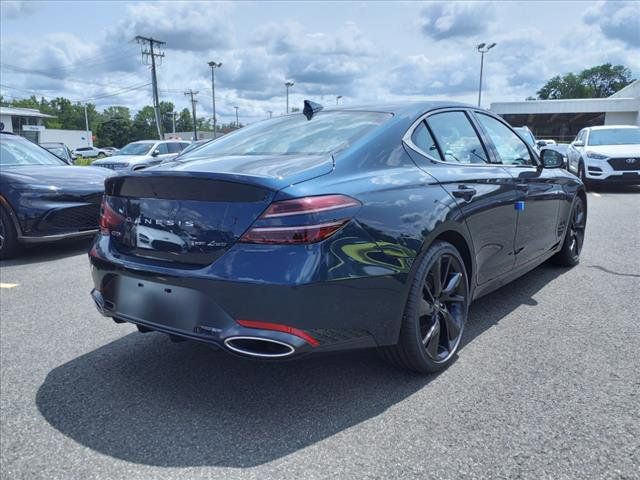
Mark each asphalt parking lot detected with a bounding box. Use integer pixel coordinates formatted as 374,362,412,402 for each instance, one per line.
1,187,639,480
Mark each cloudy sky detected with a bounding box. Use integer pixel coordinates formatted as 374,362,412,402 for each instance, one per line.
1,0,638,125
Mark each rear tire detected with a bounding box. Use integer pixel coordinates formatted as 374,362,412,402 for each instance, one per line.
551,195,586,267
380,241,469,373
0,206,20,260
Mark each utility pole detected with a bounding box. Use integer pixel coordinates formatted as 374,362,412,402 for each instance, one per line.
83,103,90,146
476,42,496,107
136,35,165,139
285,81,294,114
234,106,239,127
184,89,199,140
336,95,342,105
171,111,176,134
207,61,222,139
267,110,273,119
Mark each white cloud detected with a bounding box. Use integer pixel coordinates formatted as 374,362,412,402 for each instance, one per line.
419,2,496,40
584,1,640,48
111,2,235,51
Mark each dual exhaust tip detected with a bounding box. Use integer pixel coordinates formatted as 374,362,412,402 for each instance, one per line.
224,336,295,358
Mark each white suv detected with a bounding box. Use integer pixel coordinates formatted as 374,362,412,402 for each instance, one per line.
566,125,640,186
73,146,111,158
91,140,190,171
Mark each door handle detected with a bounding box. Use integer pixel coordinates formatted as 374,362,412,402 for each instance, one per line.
516,183,529,192
452,185,477,201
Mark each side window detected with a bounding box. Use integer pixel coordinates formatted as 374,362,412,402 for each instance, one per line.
155,143,169,155
426,111,488,164
166,143,181,154
411,121,442,160
476,114,534,166
180,142,190,150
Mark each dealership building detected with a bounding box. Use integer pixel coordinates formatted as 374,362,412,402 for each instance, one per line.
491,80,640,142
0,105,92,148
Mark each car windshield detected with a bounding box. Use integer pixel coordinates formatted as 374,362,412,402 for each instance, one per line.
588,128,640,146
179,111,391,158
45,146,67,158
0,135,66,166
118,142,154,155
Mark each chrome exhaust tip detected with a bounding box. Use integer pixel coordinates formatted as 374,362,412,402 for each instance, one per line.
224,336,295,358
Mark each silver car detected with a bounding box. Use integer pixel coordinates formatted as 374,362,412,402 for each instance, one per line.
91,140,190,171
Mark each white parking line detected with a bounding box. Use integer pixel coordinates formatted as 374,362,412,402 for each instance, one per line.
0,283,19,289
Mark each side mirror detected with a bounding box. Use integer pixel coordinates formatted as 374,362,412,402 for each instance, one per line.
540,149,564,169
536,140,547,148
151,149,160,157
573,140,584,147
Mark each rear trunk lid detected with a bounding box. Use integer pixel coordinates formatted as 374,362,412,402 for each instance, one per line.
102,154,332,266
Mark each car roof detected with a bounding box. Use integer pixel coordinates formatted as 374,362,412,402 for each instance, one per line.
320,100,474,116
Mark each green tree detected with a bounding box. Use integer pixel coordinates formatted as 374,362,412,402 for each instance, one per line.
131,105,159,140
536,64,634,99
176,108,193,132
96,116,132,148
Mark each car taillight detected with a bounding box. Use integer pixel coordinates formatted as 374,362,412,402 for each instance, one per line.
239,194,361,245
99,197,123,234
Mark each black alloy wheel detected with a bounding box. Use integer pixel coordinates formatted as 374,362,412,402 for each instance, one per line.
381,241,469,373
419,253,466,363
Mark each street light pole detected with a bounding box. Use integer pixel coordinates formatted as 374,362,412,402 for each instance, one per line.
336,95,342,105
476,42,496,107
207,61,222,138
285,81,294,113
234,106,239,127
267,110,273,119
84,103,90,146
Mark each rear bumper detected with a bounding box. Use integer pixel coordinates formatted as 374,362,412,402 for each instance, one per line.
88,234,409,358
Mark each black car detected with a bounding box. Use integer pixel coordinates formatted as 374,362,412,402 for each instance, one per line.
0,132,112,258
89,102,586,373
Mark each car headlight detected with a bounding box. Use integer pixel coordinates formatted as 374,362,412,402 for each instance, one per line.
586,152,608,160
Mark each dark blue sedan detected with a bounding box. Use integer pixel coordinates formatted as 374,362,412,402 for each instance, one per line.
89,102,586,373
0,132,111,259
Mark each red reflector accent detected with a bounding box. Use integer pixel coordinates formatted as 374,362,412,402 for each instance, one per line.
262,194,361,218
239,219,348,244
237,320,320,347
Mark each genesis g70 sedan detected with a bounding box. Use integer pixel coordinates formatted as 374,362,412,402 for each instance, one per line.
89,102,586,373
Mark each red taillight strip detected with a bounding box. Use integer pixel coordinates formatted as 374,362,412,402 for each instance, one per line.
262,195,361,218
237,319,320,347
246,220,346,233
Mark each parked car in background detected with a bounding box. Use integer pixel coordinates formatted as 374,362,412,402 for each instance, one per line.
73,146,111,159
0,132,112,258
40,142,75,165
90,101,586,374
174,138,212,159
101,147,119,156
91,140,190,171
513,126,554,151
566,125,640,185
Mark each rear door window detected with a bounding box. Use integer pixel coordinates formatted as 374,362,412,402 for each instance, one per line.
411,121,443,161
426,111,488,164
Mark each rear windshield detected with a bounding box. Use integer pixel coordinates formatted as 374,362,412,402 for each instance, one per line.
588,128,640,146
180,111,391,157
